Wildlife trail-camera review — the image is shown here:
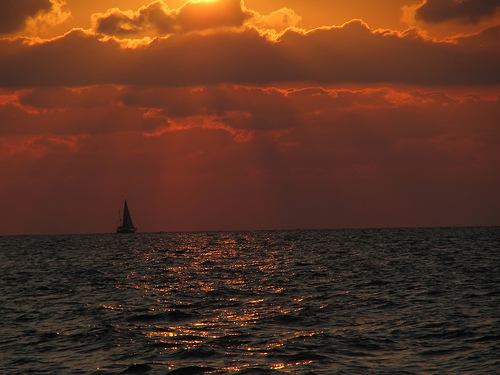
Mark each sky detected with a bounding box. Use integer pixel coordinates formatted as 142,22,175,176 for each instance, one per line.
0,0,499,235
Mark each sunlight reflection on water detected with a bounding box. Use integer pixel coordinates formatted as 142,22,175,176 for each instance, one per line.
1,228,500,373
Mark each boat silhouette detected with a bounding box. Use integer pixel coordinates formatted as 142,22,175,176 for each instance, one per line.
116,200,137,233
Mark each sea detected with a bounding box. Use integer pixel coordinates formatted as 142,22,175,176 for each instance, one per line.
1,227,499,375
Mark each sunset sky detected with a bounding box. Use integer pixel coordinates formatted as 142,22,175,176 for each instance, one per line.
1,0,499,235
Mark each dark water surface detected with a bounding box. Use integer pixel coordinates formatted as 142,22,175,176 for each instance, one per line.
1,227,499,374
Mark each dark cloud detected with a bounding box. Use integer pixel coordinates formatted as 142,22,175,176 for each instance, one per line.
415,0,500,24
93,0,251,36
456,23,500,46
94,1,175,36
19,86,121,109
1,21,499,88
0,0,52,34
2,85,499,233
120,85,302,130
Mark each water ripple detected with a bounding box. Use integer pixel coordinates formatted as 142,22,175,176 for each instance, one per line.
1,227,499,374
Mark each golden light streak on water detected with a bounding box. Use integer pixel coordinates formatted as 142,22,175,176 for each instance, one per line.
99,304,125,310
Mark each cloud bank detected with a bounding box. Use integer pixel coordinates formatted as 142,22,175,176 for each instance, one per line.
1,85,499,233
1,20,499,88
415,0,500,24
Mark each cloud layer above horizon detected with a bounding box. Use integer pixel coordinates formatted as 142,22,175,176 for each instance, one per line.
2,19,499,88
1,0,499,234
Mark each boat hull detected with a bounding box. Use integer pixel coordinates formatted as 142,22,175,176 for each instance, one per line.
116,226,137,233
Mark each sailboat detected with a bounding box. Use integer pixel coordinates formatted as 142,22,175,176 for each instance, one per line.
116,200,137,233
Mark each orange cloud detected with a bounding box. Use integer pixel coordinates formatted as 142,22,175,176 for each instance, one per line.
1,21,499,88
91,0,302,38
0,86,165,137
92,0,252,36
250,8,302,32
2,84,500,233
1,84,499,233
4,84,500,148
